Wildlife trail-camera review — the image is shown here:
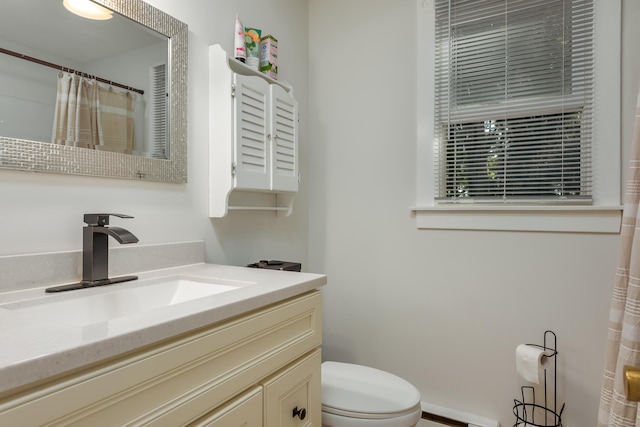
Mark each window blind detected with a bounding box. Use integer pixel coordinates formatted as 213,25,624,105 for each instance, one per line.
434,0,594,203
150,63,168,159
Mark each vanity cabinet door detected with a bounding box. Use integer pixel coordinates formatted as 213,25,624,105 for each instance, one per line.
189,387,262,427
263,348,321,427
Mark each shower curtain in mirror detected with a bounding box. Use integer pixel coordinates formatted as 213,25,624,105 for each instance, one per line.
598,88,640,426
52,71,135,154
52,72,97,149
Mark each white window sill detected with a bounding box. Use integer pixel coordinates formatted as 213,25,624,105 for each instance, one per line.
410,205,622,233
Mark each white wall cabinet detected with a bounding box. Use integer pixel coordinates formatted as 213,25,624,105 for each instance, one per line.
0,291,322,426
209,44,299,217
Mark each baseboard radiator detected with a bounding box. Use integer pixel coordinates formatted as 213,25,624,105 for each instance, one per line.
421,402,499,427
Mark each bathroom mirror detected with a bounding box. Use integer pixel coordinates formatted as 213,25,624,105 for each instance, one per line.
0,0,187,183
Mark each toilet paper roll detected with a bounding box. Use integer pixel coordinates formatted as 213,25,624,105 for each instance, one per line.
515,344,554,384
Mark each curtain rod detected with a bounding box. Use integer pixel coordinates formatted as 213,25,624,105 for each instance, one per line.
0,47,144,95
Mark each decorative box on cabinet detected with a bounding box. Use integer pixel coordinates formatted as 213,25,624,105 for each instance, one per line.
209,44,299,217
0,291,322,426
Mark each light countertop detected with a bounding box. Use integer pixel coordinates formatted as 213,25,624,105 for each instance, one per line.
0,263,326,394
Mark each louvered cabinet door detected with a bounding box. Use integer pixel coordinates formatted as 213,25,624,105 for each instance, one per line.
233,73,270,190
269,84,298,192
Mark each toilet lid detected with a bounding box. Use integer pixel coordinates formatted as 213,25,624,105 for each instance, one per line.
321,362,421,416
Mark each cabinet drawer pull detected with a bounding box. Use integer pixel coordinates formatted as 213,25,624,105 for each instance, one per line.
292,406,307,420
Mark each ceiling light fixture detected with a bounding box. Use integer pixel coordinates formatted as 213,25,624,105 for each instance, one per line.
63,0,113,20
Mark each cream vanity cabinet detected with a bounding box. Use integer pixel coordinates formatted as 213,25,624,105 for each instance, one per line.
209,43,299,217
0,291,322,426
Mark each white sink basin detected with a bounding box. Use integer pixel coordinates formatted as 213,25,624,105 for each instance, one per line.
2,276,248,327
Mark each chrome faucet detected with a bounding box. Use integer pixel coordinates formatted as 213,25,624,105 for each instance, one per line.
46,214,139,293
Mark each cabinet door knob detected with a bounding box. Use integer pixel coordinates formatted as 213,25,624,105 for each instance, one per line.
292,406,307,420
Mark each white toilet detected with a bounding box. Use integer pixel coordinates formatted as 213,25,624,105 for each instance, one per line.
321,361,422,427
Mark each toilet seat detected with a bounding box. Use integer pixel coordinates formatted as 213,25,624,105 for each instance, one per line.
323,404,421,419
321,361,421,420
322,407,422,427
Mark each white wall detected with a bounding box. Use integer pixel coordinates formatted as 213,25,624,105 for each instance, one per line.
0,0,309,267
0,39,64,142
307,0,639,426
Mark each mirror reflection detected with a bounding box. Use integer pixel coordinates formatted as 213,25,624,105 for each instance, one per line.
0,0,169,159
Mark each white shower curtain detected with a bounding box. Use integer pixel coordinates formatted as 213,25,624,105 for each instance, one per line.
598,88,640,426
52,71,136,154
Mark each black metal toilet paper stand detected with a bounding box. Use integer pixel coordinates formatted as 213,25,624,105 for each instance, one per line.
512,330,564,427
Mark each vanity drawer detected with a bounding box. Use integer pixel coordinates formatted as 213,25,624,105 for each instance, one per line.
188,386,263,427
263,348,321,427
0,290,322,426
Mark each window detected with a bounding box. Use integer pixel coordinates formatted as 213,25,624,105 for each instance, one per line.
434,0,593,203
414,0,621,232
150,63,168,159
443,112,585,200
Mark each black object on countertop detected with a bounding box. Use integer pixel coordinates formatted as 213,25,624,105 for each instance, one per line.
247,260,302,272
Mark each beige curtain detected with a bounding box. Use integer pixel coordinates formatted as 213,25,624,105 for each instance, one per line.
52,71,136,154
52,71,98,149
95,83,135,154
598,89,640,426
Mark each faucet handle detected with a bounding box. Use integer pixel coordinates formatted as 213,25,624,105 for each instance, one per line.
84,213,134,227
